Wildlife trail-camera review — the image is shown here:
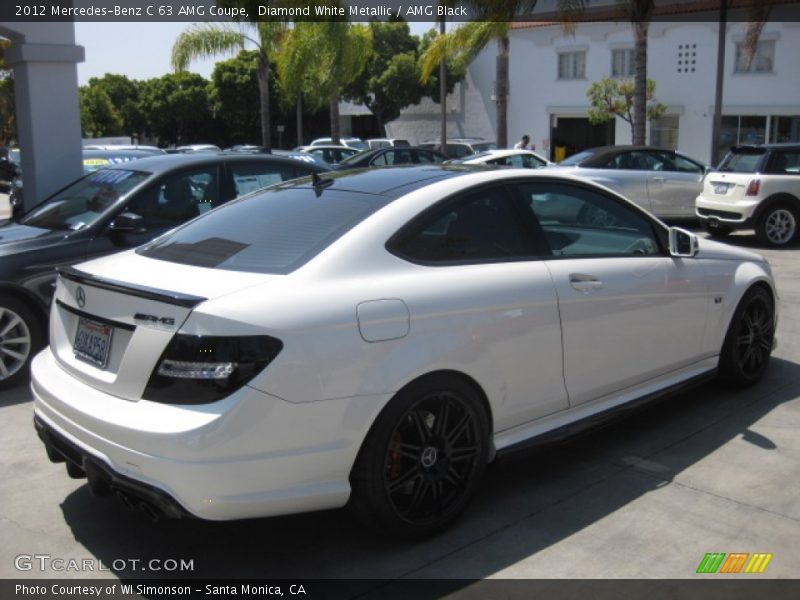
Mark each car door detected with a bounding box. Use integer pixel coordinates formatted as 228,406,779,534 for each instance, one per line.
646,151,706,219
516,180,709,406
581,151,652,212
390,184,568,430
86,165,220,259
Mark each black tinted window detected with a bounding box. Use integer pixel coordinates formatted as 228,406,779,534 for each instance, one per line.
718,150,766,173
138,187,392,274
766,151,800,175
392,186,539,263
519,182,662,257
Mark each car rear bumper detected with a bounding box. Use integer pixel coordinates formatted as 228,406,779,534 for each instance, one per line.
31,348,387,521
695,194,760,227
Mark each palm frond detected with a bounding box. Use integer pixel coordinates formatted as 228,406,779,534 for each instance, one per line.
171,24,248,72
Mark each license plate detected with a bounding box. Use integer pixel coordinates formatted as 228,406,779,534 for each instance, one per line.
712,182,729,194
73,318,114,368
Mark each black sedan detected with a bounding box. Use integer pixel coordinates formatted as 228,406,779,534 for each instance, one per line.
0,152,327,387
334,147,447,170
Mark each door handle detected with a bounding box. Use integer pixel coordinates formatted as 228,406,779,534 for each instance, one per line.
569,273,604,293
651,176,666,183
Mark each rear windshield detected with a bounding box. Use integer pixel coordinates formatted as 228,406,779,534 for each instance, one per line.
717,150,766,173
137,186,392,274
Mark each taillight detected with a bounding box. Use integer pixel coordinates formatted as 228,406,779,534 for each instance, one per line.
144,334,283,404
746,179,760,196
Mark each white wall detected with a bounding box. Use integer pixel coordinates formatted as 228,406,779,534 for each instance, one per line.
394,17,800,164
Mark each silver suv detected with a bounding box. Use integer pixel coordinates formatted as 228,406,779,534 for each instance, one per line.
696,144,800,246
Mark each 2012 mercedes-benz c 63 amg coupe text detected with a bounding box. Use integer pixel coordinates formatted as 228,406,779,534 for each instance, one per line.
32,166,777,538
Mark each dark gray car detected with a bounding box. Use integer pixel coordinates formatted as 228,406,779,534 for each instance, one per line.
0,152,327,387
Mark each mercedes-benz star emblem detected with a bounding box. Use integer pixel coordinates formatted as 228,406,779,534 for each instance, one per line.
76,286,86,308
420,446,438,468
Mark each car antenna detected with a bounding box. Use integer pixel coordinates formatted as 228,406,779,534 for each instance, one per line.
311,172,334,190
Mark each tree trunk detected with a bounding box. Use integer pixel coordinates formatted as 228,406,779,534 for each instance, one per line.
496,36,510,148
330,95,340,145
439,17,447,152
711,1,727,166
257,55,271,150
632,20,649,145
295,92,303,147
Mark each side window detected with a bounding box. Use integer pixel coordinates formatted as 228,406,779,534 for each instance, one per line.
605,151,662,171
657,152,704,174
372,152,389,166
767,152,800,175
523,154,547,168
415,150,438,164
128,167,217,228
395,149,414,164
519,182,662,257
391,186,540,263
448,144,470,158
229,162,295,197
506,155,525,167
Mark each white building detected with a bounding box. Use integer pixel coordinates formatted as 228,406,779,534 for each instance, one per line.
389,7,800,165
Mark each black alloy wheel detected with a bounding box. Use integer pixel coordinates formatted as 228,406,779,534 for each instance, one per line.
350,375,489,538
719,286,775,387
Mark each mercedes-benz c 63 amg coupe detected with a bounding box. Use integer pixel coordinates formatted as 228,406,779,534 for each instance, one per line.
32,166,777,538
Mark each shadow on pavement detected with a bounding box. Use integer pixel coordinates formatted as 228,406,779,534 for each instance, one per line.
54,356,800,585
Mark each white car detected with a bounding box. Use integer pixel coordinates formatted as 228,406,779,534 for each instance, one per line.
32,167,777,538
696,144,800,246
449,149,552,169
309,137,369,151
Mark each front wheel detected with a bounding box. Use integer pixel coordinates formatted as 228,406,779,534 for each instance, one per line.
756,203,798,247
718,286,775,387
349,375,490,538
0,294,43,388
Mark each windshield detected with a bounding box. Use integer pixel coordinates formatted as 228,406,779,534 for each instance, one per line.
471,142,497,153
20,169,149,231
558,150,595,166
346,141,369,151
137,186,392,274
717,150,766,173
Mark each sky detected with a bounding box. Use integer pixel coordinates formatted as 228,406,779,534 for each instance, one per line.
74,21,439,85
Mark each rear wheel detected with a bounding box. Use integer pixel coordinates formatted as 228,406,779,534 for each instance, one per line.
755,203,798,247
349,375,489,538
0,294,43,388
719,286,775,387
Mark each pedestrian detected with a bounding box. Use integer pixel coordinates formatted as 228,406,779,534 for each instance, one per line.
514,135,530,150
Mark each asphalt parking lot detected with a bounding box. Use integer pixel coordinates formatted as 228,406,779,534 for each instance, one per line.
1,228,798,589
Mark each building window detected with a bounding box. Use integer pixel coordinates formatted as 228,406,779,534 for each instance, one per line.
769,116,800,143
558,51,586,80
718,115,768,159
611,49,634,77
650,115,679,150
734,40,775,73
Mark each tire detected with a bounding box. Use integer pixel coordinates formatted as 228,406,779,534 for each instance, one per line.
349,374,490,538
0,293,43,388
718,286,775,388
755,203,798,247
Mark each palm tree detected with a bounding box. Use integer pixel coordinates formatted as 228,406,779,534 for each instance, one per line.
171,22,285,149
619,0,655,146
276,22,371,145
420,1,585,149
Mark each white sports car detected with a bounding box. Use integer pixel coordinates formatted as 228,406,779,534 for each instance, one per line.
32,166,777,538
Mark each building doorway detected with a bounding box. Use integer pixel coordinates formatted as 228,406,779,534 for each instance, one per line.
550,116,615,162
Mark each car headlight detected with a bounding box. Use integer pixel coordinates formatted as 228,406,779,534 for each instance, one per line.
143,334,283,404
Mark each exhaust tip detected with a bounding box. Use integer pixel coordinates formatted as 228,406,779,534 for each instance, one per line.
138,501,161,523
114,490,136,512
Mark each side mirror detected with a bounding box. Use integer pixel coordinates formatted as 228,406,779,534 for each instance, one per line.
110,212,146,234
669,227,699,257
